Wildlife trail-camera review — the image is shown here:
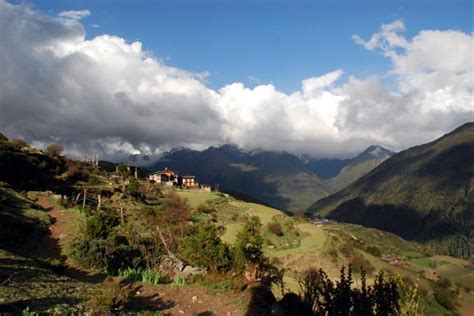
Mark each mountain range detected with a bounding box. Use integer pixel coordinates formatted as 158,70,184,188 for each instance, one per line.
147,144,394,212
308,122,474,259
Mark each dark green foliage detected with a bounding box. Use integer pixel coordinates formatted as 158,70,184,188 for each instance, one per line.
247,266,400,315
0,133,8,142
66,211,141,274
234,216,264,266
245,285,277,316
85,211,119,239
181,223,232,272
297,266,399,315
126,178,140,197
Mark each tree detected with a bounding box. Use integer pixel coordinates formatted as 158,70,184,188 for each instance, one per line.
181,223,232,272
234,216,264,266
46,143,63,157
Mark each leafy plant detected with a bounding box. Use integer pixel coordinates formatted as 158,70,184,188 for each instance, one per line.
118,267,165,285
21,307,38,316
173,277,186,286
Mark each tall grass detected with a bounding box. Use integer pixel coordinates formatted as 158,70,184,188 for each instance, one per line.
118,267,165,285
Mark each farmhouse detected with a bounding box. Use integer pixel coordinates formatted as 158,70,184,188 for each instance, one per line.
179,175,198,188
148,168,211,192
148,167,179,186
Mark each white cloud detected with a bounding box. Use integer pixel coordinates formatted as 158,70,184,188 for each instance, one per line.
58,9,91,20
0,2,472,161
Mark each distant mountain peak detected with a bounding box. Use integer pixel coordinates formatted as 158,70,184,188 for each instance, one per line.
359,145,394,159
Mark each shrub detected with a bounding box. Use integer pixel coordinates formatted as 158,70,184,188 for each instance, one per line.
433,287,456,311
350,255,375,275
267,222,284,236
365,245,382,257
45,144,63,157
234,216,264,267
88,278,129,314
85,211,119,239
126,178,140,197
295,266,400,315
181,223,232,272
339,243,354,258
10,139,28,150
65,213,141,274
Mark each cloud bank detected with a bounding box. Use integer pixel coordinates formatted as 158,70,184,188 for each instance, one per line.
0,2,472,161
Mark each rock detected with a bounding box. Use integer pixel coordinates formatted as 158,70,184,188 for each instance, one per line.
175,265,205,279
159,255,185,274
178,310,185,314
192,295,198,303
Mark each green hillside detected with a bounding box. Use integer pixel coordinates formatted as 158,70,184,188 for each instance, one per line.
2,136,472,315
308,123,474,259
177,191,474,315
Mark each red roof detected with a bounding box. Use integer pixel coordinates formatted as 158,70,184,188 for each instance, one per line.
162,167,178,175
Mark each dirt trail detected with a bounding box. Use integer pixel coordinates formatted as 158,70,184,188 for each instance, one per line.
33,194,67,258
32,193,105,283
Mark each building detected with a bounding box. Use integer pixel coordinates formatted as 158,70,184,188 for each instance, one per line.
148,167,179,186
179,175,198,188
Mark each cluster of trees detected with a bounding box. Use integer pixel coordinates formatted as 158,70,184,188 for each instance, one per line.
246,266,401,316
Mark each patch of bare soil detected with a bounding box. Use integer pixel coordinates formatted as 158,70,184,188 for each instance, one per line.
126,283,248,316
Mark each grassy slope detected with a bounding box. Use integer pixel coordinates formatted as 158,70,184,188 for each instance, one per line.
179,190,474,315
307,123,474,258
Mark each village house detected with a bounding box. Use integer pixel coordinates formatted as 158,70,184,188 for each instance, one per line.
179,175,198,188
148,167,179,186
148,168,212,192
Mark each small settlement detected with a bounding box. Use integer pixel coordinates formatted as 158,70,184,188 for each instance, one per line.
148,167,211,192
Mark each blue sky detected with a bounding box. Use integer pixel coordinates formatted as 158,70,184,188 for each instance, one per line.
20,0,473,93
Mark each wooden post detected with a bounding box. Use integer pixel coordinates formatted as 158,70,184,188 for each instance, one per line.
97,193,101,211
75,192,82,204
82,189,86,211
134,167,138,179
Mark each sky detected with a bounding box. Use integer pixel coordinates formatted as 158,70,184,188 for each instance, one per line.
0,0,473,161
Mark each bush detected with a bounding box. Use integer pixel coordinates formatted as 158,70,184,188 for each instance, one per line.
85,211,119,239
339,243,354,258
365,245,382,257
234,216,264,267
45,144,63,157
267,222,284,236
181,223,232,272
126,178,140,197
65,212,142,274
10,139,28,150
295,266,400,315
88,278,129,314
350,255,375,275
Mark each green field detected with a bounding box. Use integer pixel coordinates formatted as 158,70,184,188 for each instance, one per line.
176,191,221,208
